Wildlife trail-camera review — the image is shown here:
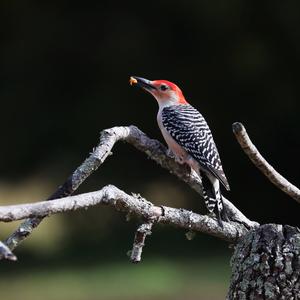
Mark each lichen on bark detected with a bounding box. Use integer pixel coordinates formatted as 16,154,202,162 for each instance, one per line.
228,224,300,300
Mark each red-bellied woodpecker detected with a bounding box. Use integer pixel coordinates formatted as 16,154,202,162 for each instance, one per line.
130,76,230,226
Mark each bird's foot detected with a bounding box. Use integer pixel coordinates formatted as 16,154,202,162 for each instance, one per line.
167,149,185,165
166,148,175,158
175,156,185,164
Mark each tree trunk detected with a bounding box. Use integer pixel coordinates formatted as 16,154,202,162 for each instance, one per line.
227,224,300,299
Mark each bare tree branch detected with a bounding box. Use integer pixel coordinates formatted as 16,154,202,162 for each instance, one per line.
233,122,300,204
2,125,257,259
0,241,17,261
0,185,249,243
130,222,153,263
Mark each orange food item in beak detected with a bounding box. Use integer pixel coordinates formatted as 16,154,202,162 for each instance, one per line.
129,77,137,86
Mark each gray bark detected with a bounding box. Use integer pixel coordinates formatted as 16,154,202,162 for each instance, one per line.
228,224,300,299
1,123,299,300
0,241,16,261
0,185,248,242
1,125,255,259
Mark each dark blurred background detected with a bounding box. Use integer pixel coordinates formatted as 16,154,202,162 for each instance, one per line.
0,1,300,299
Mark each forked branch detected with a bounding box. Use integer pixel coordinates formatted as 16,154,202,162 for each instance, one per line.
2,125,256,260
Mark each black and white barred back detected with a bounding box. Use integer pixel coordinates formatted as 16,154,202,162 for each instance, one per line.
161,104,230,214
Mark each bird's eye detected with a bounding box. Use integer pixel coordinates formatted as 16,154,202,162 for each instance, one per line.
160,85,168,91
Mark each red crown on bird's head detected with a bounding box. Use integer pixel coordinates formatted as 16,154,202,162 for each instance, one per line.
152,80,188,104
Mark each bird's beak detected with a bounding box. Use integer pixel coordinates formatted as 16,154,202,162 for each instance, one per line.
129,76,156,91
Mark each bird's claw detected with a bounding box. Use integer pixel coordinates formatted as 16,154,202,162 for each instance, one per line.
166,148,175,158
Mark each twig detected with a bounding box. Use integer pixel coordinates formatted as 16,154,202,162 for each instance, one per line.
0,241,17,261
233,122,300,204
130,222,153,263
0,185,249,243
3,125,256,255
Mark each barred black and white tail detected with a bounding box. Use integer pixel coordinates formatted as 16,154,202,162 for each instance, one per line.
201,175,228,227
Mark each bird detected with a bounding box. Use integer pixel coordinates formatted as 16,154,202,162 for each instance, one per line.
129,76,230,226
